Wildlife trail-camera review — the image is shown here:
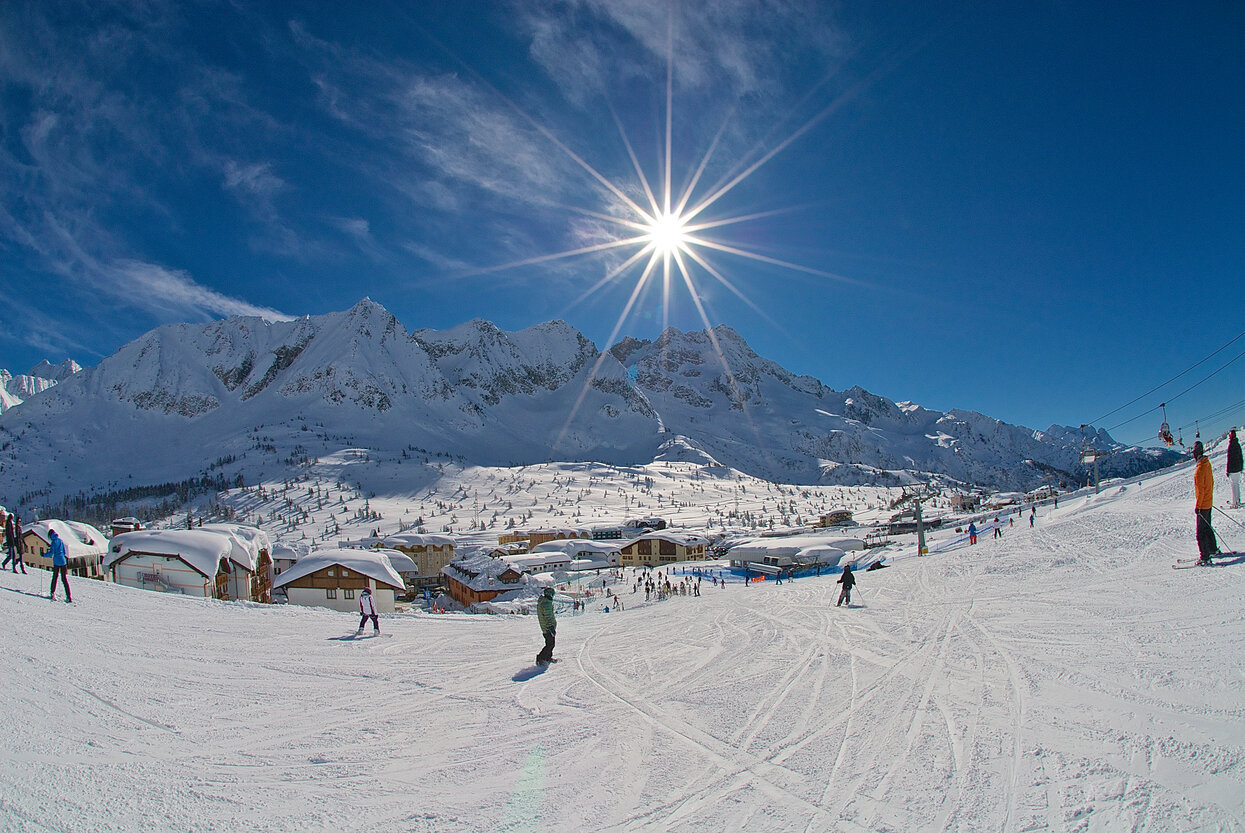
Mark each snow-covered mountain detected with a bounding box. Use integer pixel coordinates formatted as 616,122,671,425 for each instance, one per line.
0,358,81,413
0,299,1177,507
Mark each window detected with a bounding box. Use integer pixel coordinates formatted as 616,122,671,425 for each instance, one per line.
326,568,336,576
344,589,355,599
326,589,337,599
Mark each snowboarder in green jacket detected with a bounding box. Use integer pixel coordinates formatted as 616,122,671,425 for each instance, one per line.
536,587,557,666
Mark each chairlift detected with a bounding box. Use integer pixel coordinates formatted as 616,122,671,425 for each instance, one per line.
1158,403,1175,447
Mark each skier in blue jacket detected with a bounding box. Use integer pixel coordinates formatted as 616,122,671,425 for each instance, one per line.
48,529,72,603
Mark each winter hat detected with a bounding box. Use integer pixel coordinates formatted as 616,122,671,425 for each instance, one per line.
1192,440,1204,458
361,587,371,594
543,587,554,597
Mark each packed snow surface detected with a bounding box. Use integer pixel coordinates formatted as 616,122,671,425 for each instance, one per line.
1,461,1243,831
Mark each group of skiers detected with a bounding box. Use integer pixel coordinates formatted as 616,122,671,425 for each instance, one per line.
0,511,71,602
1,509,26,574
1191,429,1242,565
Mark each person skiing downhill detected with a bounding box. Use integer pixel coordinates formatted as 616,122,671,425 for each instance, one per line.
1192,441,1218,565
836,564,856,607
1227,428,1243,509
47,529,71,603
357,587,379,635
535,586,557,666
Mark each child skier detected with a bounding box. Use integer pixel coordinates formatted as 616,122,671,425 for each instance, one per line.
836,564,856,607
357,587,379,634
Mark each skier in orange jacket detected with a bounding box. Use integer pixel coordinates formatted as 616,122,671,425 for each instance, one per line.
1192,441,1218,565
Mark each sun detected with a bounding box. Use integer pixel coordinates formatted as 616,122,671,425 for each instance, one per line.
646,210,690,257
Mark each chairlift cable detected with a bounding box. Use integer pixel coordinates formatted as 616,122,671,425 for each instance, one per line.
1106,344,1245,435
1088,328,1245,426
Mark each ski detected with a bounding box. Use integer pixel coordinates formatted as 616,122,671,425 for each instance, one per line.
1176,551,1238,565
1173,561,1213,569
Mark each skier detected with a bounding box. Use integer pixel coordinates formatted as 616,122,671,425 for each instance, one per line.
1227,428,1243,509
1029,509,1035,528
535,586,557,666
968,522,978,545
1,512,23,572
836,564,856,607
1192,441,1218,565
357,587,379,634
47,529,71,603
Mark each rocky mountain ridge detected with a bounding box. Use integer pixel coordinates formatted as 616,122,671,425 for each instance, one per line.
0,299,1178,507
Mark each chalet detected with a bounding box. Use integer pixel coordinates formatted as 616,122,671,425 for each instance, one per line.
272,549,405,613
817,509,854,527
442,551,532,608
271,541,310,579
625,517,667,532
501,552,571,574
728,535,866,574
497,531,529,548
949,494,981,512
590,525,624,541
527,527,587,548
199,523,274,603
375,549,419,600
22,520,109,579
618,531,709,567
110,517,145,537
373,533,455,588
106,527,265,600
530,538,621,567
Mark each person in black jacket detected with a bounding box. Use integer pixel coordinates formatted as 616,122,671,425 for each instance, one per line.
1227,428,1243,509
1,512,24,573
836,564,856,607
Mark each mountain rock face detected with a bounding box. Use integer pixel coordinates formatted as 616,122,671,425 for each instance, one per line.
0,299,1177,504
0,359,82,414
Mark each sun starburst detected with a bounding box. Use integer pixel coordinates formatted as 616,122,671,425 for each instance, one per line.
645,210,690,257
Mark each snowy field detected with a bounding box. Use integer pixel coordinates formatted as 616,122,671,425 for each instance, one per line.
1,461,1243,832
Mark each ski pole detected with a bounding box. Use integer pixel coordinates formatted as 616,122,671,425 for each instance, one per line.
1214,505,1245,533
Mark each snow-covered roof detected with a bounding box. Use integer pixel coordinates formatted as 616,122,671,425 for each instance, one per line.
196,523,270,571
106,529,238,578
25,520,109,557
377,549,418,574
272,548,404,591
729,534,865,559
501,552,571,573
200,523,270,554
379,533,454,549
442,551,534,592
531,539,621,557
272,541,310,562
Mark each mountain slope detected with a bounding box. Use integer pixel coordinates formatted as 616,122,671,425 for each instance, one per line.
1,460,1241,831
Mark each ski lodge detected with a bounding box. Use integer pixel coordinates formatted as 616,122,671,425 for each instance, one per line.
105,525,272,601
369,532,455,588
441,550,532,608
618,531,709,567
21,520,109,579
272,548,405,613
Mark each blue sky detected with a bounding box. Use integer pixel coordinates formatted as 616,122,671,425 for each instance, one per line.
2,1,1242,446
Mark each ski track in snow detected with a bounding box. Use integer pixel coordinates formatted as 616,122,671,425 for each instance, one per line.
1,465,1244,831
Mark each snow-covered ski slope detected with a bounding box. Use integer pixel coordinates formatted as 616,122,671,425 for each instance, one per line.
1,462,1242,832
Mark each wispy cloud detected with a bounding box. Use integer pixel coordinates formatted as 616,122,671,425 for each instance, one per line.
519,0,847,105
113,260,292,321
